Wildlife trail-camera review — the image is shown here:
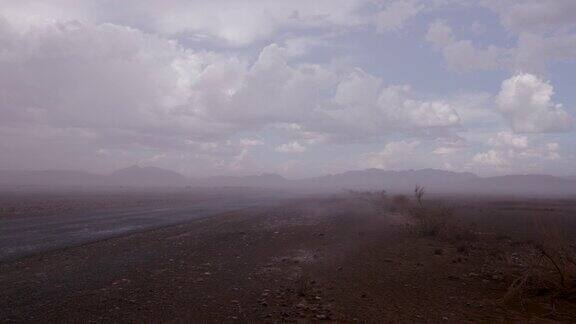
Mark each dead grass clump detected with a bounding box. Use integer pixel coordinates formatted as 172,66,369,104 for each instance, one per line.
503,217,576,307
296,274,313,297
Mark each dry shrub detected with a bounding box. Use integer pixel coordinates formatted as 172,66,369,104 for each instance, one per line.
503,217,576,307
357,186,476,243
410,202,453,237
406,186,475,242
296,274,313,297
533,218,576,293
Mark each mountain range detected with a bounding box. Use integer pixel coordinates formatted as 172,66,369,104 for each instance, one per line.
1,165,575,195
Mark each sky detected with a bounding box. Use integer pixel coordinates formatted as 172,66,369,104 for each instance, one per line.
0,0,575,178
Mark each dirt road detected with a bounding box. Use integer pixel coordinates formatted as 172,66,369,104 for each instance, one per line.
0,193,287,262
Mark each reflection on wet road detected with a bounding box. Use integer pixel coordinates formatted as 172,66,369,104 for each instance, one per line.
0,197,279,262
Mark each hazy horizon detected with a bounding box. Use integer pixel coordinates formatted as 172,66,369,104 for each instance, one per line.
2,165,576,197
0,164,574,180
1,3,576,318
1,1,575,178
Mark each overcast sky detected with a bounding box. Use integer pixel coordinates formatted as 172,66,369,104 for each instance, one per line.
0,0,575,177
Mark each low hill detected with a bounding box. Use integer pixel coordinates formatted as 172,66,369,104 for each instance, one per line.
297,169,479,191
0,170,104,187
454,174,576,195
1,167,575,195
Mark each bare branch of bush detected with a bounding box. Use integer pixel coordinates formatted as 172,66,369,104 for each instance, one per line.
402,186,475,242
503,217,576,307
414,185,425,209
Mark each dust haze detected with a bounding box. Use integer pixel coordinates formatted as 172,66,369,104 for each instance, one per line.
1,0,576,322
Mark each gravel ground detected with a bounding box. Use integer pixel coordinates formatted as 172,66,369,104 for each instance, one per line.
1,195,575,322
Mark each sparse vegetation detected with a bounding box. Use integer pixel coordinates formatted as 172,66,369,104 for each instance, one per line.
402,186,476,243
356,186,477,243
4,188,576,321
382,187,576,311
503,217,576,308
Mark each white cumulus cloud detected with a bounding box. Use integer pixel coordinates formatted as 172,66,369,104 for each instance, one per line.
363,140,420,169
276,141,307,153
496,73,573,133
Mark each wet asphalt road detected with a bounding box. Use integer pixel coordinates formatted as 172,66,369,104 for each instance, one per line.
0,197,280,262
